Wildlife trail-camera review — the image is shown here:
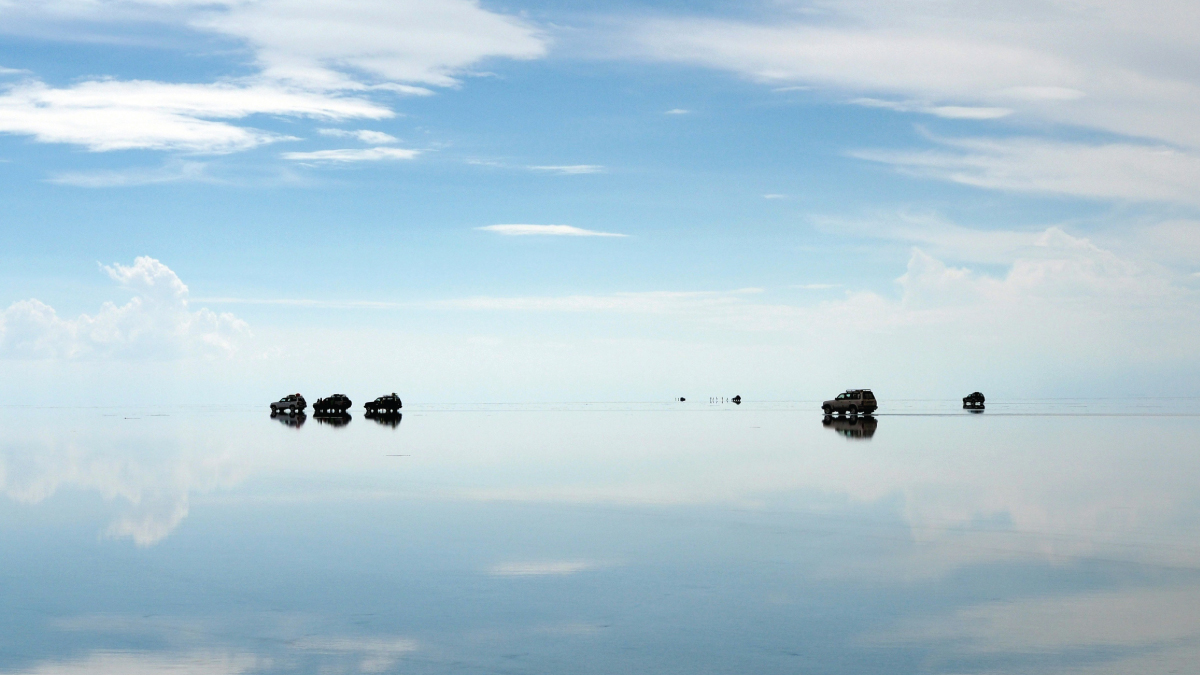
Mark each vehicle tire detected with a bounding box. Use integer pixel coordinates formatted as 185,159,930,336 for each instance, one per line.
822,405,832,415
849,405,858,416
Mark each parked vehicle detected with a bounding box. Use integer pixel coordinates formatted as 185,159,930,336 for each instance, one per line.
270,393,306,413
365,393,402,414
963,391,985,409
821,389,877,416
313,394,352,413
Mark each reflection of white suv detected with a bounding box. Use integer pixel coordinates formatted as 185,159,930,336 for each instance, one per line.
822,389,877,416
270,393,306,413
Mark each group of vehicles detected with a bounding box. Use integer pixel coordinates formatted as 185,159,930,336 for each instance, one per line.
268,389,403,415
821,388,986,416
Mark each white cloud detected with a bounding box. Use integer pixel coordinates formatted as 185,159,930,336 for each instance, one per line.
318,128,398,144
49,161,211,187
2,651,260,675
868,585,1200,673
0,256,249,359
488,560,603,576
852,97,1012,119
478,224,627,237
0,79,390,153
853,136,1200,206
620,0,1200,202
526,164,605,174
0,0,546,154
1,418,250,547
467,160,606,174
194,0,546,89
762,193,787,199
664,108,690,114
282,146,419,162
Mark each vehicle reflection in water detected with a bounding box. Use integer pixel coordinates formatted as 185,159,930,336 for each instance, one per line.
823,414,877,439
365,411,402,428
271,411,306,428
314,412,352,427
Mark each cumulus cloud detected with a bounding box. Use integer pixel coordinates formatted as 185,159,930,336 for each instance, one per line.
0,256,249,359
478,224,627,237
282,146,419,162
1,427,250,546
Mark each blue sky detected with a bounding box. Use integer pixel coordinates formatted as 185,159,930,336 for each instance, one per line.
1,0,1198,403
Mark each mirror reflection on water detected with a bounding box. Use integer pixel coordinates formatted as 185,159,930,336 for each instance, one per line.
2,399,1199,674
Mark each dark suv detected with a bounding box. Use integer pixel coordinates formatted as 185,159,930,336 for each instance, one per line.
314,394,352,413
822,389,877,416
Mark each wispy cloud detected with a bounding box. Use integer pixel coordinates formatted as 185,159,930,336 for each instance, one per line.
0,0,546,154
763,193,787,199
664,108,690,114
526,164,605,174
488,560,604,576
0,651,260,675
851,97,1012,119
282,147,419,163
619,2,1200,174
318,128,398,144
49,161,211,187
853,137,1200,206
0,79,388,153
478,224,627,237
468,160,607,174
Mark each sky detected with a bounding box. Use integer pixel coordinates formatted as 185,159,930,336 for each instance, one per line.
1,0,1199,404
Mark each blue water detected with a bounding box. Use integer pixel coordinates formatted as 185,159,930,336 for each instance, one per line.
2,400,1199,674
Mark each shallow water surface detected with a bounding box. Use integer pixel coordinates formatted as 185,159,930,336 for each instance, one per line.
2,400,1199,674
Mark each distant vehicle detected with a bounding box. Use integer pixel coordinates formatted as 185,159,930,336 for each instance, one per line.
822,414,877,439
732,395,742,405
821,389,877,416
365,393,402,414
313,394,352,413
963,391,985,409
270,393,306,413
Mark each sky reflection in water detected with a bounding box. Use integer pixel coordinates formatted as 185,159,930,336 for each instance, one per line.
2,400,1199,674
